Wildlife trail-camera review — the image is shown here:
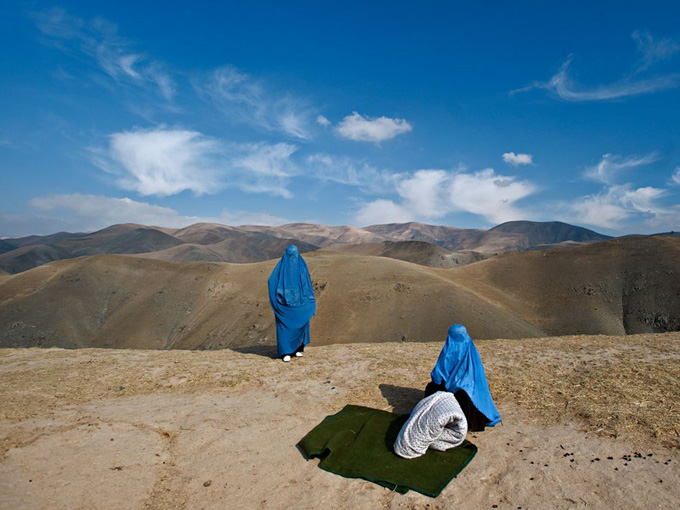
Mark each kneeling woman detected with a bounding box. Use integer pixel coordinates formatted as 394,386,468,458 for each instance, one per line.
268,245,316,362
425,324,501,431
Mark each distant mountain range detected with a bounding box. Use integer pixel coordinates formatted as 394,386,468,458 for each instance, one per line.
0,220,617,274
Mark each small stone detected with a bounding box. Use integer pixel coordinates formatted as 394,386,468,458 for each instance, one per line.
203,480,212,487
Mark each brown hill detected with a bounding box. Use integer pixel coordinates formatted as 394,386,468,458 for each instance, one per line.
240,223,387,247
489,220,612,245
171,223,242,245
0,240,17,254
446,236,680,335
1,220,613,274
1,236,678,350
0,251,543,350
327,241,486,268
134,234,318,263
364,222,528,253
0,244,72,274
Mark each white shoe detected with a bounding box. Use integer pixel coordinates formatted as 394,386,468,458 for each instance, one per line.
283,355,291,362
295,352,304,358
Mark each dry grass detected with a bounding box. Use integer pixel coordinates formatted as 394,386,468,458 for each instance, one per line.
481,333,680,448
1,332,679,451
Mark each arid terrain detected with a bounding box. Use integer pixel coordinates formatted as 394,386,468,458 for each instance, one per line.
1,333,678,509
1,235,678,350
0,220,611,274
0,223,678,509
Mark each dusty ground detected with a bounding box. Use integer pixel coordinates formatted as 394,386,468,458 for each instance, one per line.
1,333,678,509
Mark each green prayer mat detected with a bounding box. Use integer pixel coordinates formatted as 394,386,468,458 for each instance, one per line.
297,404,477,497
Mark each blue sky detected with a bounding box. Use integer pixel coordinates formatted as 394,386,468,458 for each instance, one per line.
1,0,679,237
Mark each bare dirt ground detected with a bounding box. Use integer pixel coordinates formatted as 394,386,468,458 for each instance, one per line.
1,333,678,509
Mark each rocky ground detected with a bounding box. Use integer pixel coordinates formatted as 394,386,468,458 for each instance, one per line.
1,333,678,509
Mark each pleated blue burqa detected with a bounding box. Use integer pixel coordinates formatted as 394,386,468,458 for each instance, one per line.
268,245,316,357
430,324,501,427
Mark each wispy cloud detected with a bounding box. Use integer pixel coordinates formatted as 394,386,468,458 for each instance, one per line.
355,168,537,225
632,29,680,74
503,152,533,166
29,193,202,229
92,128,299,198
355,199,414,226
194,66,313,139
316,115,331,126
305,153,404,194
584,152,659,184
33,8,175,102
513,30,680,101
13,193,290,235
671,167,680,186
336,112,412,143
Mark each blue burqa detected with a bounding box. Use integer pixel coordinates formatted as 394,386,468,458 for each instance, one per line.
268,245,316,357
430,325,501,427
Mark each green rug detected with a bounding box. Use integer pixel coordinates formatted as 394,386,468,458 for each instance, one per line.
297,404,477,497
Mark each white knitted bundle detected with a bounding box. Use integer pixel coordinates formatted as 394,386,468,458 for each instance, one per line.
393,391,468,459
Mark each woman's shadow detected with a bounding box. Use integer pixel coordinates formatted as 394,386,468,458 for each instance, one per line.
231,345,279,359
379,383,424,414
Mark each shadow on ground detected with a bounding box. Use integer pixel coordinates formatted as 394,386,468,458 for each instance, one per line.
379,384,424,414
230,345,279,359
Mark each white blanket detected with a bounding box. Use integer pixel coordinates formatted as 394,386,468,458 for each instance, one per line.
393,391,468,459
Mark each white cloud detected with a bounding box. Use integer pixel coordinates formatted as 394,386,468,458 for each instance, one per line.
354,168,537,225
632,29,680,74
396,170,449,218
98,128,223,196
584,153,658,184
503,152,533,166
447,169,537,223
5,193,290,236
229,143,298,198
513,30,680,102
29,194,204,230
306,153,403,194
33,8,175,102
670,167,680,186
526,56,679,101
93,128,299,198
194,66,313,139
560,184,672,230
355,199,414,226
336,112,412,143
316,115,331,126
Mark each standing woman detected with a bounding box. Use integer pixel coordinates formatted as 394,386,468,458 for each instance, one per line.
425,324,501,431
268,245,316,362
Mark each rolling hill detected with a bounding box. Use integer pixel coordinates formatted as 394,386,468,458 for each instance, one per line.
326,240,487,268
0,220,614,274
0,236,677,350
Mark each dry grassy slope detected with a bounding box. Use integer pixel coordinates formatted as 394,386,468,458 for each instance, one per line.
447,236,680,335
0,251,543,350
0,244,72,274
239,223,387,247
132,235,318,264
326,241,486,268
